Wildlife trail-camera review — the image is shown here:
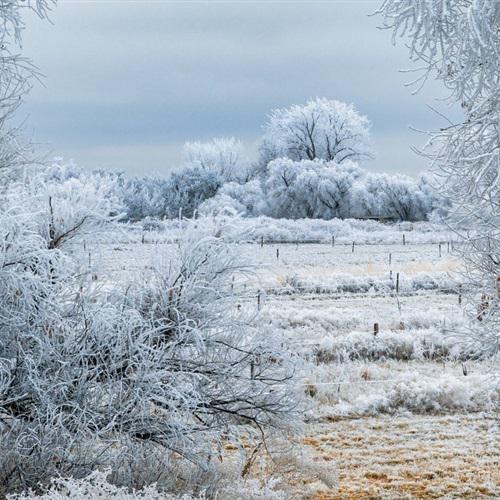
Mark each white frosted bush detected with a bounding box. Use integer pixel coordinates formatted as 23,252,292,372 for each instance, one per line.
8,470,189,500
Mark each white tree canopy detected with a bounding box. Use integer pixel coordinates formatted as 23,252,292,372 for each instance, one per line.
183,136,251,183
259,98,374,167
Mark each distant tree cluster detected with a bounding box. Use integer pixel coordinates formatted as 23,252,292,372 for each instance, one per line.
119,98,448,222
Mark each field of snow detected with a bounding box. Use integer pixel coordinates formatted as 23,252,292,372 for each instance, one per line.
70,219,499,498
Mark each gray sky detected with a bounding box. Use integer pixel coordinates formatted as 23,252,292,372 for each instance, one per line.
22,0,459,178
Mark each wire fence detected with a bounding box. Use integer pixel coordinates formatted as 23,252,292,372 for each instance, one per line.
86,238,463,249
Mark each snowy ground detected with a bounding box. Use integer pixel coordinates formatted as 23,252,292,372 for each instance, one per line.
70,219,499,498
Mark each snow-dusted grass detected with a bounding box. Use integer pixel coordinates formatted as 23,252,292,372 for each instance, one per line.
314,327,470,363
305,414,499,498
307,360,499,417
264,296,463,337
118,216,456,246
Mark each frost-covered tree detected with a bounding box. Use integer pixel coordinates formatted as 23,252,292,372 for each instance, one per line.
122,176,171,220
120,139,252,220
256,158,442,221
372,174,430,222
183,137,252,183
166,166,223,218
377,0,500,354
262,159,362,219
0,1,54,177
259,98,374,169
122,169,220,221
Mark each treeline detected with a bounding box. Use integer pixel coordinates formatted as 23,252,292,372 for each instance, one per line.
50,98,450,222
123,98,449,222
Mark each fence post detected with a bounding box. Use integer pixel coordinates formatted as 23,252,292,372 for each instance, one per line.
458,284,462,305
403,234,406,246
396,272,400,293
373,323,379,337
352,241,355,253
260,236,264,248
331,235,335,247
276,248,280,260
257,290,261,311
439,243,442,258
389,253,392,265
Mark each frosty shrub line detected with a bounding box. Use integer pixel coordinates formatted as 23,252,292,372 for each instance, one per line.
49,155,449,223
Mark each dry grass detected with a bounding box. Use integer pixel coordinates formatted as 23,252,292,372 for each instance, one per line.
300,413,499,499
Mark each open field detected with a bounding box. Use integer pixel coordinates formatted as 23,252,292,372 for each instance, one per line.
69,221,499,499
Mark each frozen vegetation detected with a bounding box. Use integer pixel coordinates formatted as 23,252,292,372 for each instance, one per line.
45,217,497,498
0,0,498,498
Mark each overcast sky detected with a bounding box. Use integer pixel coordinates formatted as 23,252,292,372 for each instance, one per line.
22,0,459,178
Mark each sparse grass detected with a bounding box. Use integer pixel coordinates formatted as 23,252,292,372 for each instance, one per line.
302,414,499,499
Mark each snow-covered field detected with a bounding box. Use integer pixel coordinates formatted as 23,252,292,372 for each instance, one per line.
71,219,499,498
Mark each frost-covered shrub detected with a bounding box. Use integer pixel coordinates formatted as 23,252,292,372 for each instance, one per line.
0,215,301,494
123,215,454,246
315,328,468,364
199,180,266,217
8,468,292,499
19,163,122,248
7,470,190,500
